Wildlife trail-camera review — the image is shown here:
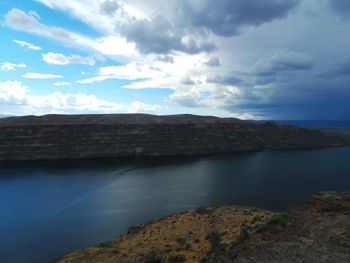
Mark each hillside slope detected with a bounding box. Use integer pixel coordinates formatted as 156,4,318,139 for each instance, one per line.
0,114,345,161
57,191,350,263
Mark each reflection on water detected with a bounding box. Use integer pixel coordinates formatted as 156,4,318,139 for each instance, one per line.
1,147,350,263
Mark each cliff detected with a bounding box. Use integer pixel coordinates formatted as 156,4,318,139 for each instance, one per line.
0,114,345,161
57,191,350,263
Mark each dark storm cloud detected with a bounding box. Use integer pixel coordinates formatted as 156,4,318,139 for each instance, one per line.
173,70,350,120
181,77,196,85
207,75,242,85
129,0,348,120
100,0,121,16
156,55,174,63
207,51,313,88
217,66,350,119
177,0,300,36
116,0,299,55
205,57,221,67
173,47,334,119
222,83,350,120
321,57,350,78
118,15,215,54
207,50,314,88
252,50,313,76
328,0,350,16
251,75,277,86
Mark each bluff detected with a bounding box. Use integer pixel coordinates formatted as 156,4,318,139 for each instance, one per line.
0,114,345,161
57,191,350,262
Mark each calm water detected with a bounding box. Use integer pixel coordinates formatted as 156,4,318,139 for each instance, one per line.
1,147,350,263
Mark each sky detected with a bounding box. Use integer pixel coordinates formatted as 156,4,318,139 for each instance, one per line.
0,0,350,120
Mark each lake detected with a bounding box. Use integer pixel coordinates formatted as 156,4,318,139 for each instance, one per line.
1,147,350,263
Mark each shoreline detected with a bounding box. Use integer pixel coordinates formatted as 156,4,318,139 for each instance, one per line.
57,191,350,263
0,114,346,162
0,145,348,168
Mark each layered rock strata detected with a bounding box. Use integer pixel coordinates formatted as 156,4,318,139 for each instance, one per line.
0,114,344,161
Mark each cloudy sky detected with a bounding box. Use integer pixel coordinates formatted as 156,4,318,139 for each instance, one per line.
1,0,349,120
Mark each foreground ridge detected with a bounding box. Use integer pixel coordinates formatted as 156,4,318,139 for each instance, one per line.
57,191,350,263
0,114,345,161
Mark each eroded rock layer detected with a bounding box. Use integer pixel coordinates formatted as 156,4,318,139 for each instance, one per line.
0,114,344,161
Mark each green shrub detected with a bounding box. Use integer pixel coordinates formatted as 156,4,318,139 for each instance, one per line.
167,253,186,263
145,251,162,263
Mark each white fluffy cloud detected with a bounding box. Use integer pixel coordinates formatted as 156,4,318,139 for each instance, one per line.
22,73,64,79
1,62,26,71
6,9,139,60
0,80,160,115
42,52,95,66
77,53,216,89
0,81,27,105
54,82,71,87
13,39,42,50
77,62,160,84
6,9,97,52
27,93,157,114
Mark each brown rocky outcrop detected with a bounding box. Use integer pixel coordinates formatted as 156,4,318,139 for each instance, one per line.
57,191,350,263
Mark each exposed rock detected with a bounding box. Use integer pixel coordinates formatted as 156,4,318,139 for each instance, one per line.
0,114,345,161
319,127,350,145
57,191,350,263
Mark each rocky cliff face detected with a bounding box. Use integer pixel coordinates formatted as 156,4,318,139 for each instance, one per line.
0,114,344,161
57,191,350,263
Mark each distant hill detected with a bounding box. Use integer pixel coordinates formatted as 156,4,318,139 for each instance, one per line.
276,120,350,128
0,114,12,119
275,120,350,143
0,113,242,126
0,114,346,161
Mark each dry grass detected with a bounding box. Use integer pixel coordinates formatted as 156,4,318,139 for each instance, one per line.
57,206,274,263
